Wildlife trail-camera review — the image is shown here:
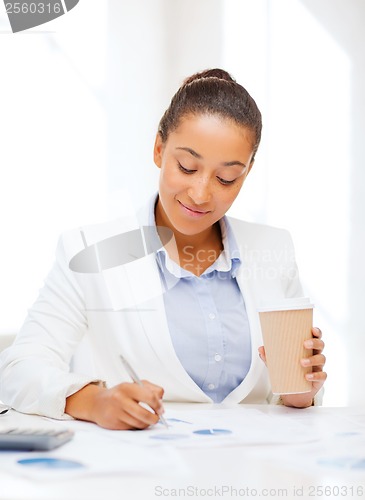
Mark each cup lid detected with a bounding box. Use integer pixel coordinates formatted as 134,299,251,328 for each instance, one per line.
257,297,314,312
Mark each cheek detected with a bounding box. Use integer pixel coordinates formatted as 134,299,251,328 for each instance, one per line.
216,181,244,208
230,175,247,196
159,165,184,192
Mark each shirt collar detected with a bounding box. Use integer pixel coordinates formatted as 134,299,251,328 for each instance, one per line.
148,193,241,279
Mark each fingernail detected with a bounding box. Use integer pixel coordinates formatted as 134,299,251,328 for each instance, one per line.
304,340,313,348
301,358,310,366
306,373,314,380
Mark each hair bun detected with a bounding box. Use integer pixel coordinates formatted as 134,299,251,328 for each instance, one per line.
183,68,235,85
158,67,262,159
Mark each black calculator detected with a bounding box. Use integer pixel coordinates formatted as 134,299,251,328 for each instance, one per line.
0,427,74,451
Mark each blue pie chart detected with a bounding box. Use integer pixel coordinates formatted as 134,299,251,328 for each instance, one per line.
193,429,232,436
17,457,84,469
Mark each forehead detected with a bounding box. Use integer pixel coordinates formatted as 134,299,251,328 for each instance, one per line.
167,113,255,162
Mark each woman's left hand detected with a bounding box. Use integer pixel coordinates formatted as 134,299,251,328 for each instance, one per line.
258,326,327,408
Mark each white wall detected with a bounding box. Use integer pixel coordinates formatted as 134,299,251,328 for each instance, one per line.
299,0,365,407
104,0,225,208
0,2,109,334
223,0,365,406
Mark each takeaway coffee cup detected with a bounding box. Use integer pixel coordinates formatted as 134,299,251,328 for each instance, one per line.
258,298,314,395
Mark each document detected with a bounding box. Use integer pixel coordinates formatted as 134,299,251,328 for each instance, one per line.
2,406,364,481
112,407,325,448
46,407,324,450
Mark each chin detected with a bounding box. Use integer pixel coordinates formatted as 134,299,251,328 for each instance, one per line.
173,216,217,237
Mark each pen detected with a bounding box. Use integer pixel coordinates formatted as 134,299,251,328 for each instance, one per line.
119,355,169,429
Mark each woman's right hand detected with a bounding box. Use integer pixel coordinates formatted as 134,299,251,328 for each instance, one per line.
65,381,165,430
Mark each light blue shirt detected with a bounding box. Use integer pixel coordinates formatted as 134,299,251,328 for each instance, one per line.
149,196,252,403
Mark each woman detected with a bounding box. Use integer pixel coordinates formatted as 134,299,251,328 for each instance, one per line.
0,69,326,429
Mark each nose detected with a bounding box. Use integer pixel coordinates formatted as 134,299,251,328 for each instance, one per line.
187,176,212,205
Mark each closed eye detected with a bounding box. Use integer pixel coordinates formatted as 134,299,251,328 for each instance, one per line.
178,162,196,174
217,176,236,185
178,162,236,185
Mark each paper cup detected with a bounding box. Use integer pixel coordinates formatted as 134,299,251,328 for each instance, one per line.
258,299,314,395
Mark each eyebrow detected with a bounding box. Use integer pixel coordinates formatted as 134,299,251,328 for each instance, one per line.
175,147,247,168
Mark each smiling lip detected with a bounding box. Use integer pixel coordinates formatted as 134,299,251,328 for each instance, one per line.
178,200,210,218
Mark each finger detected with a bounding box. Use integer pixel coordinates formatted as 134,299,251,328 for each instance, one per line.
117,409,157,430
301,353,326,368
141,380,165,399
304,338,325,353
312,327,322,338
95,401,156,431
121,397,161,427
115,382,164,412
111,383,163,421
125,384,164,416
258,346,266,364
305,370,327,383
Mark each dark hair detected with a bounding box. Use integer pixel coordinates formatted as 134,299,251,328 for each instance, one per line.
158,68,262,158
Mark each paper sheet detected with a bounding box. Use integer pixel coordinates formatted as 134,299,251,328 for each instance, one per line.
239,408,365,477
2,407,365,481
45,407,324,449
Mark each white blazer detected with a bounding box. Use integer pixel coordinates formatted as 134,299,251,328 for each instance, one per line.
0,201,303,419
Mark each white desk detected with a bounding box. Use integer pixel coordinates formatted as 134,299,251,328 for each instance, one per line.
0,404,364,500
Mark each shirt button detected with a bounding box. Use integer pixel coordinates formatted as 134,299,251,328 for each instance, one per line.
208,383,215,390
214,354,222,362
208,313,216,320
